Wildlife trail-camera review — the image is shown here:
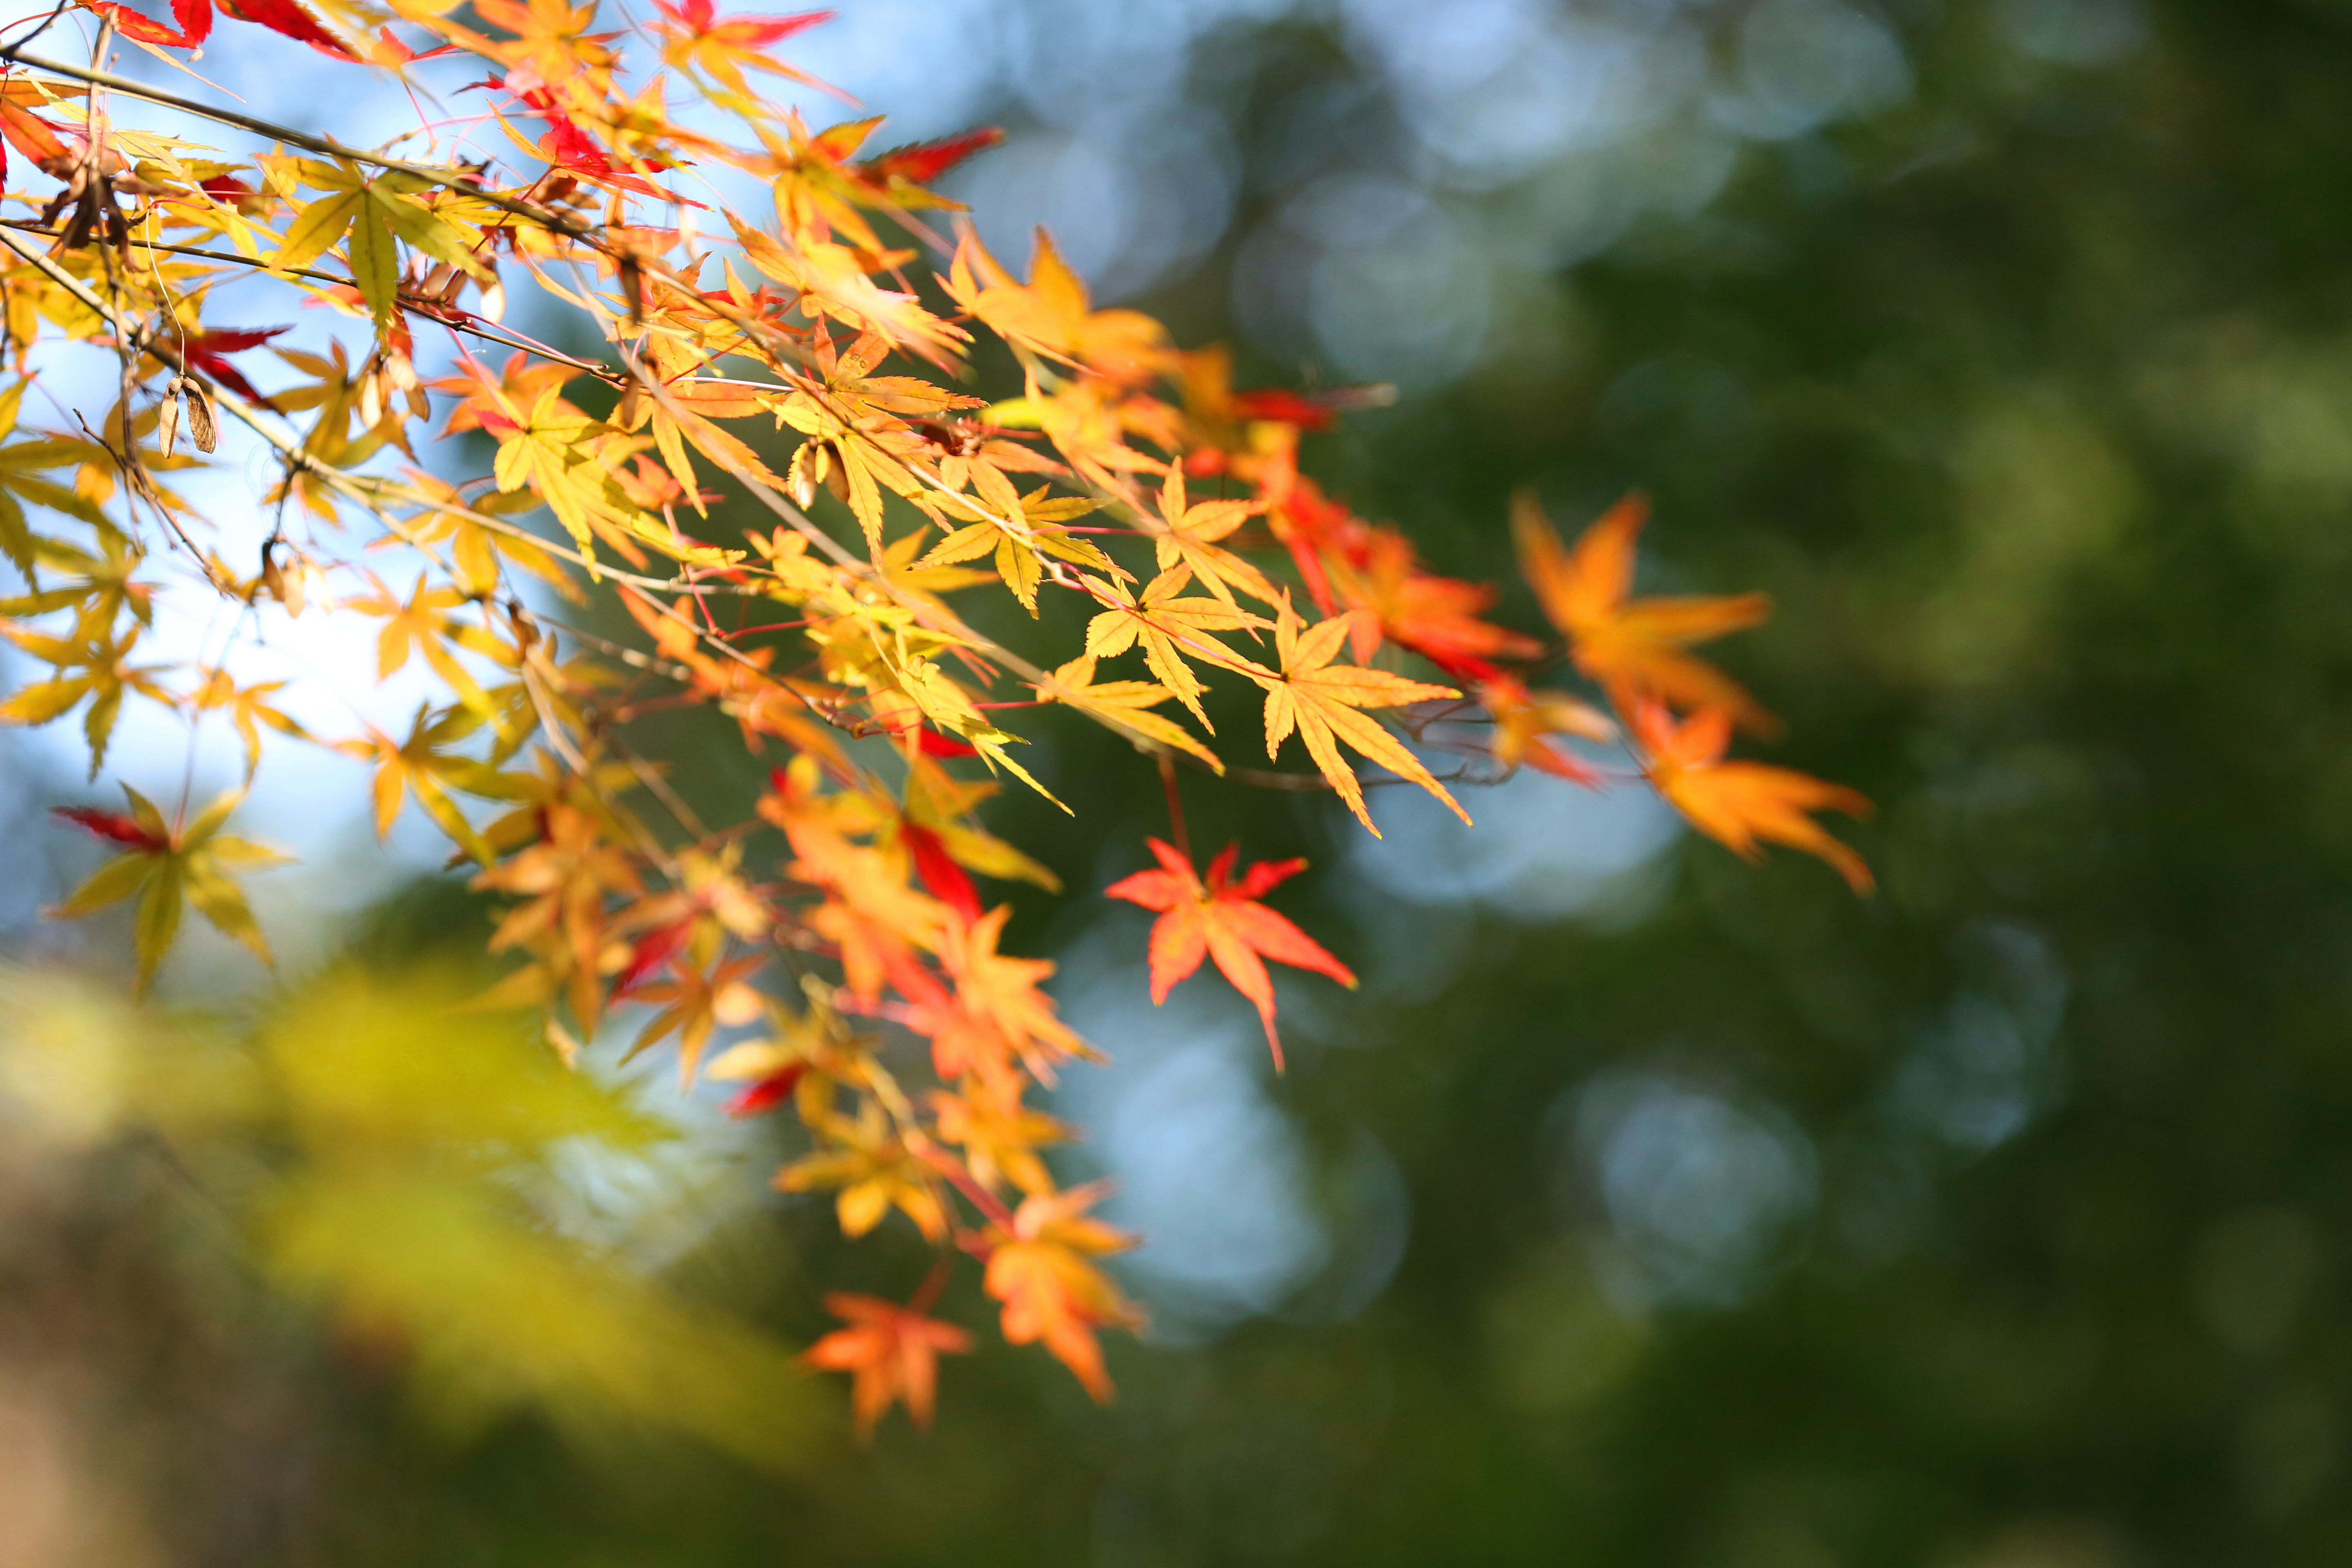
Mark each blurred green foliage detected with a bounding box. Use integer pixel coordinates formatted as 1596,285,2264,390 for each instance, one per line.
10,1,2352,1565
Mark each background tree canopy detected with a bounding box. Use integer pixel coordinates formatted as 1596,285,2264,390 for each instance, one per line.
6,0,2352,1563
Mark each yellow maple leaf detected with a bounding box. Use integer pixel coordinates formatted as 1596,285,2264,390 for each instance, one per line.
1082,565,1267,733
1147,463,1276,610
1244,602,1465,836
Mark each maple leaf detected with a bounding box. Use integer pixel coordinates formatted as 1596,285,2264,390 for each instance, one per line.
473,799,644,1029
1631,701,1872,893
1175,346,1394,447
896,756,1062,898
488,384,609,555
983,1182,1140,1402
901,821,980,923
779,1097,951,1241
398,471,574,597
87,0,355,58
0,82,73,186
919,905,1095,1085
734,221,969,370
348,570,495,707
1477,673,1614,786
855,127,1006,195
930,1076,1070,1196
192,668,310,778
1032,655,1221,775
431,351,580,439
48,786,291,995
24,532,155,630
918,481,1114,615
780,818,949,1004
705,991,870,1117
623,952,768,1086
1082,566,1266,733
1107,839,1356,1070
176,326,289,410
1326,526,1541,682
942,228,1169,384
0,386,114,573
0,623,174,779
1513,491,1775,731
274,163,485,326
470,0,621,83
801,1291,971,1439
751,114,908,252
650,0,831,100
1243,602,1465,837
1146,464,1276,610
336,703,533,864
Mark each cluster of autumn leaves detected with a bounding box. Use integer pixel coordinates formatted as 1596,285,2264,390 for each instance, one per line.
0,0,1867,1435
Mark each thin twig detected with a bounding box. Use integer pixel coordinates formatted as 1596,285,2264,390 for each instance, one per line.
1158,751,1190,861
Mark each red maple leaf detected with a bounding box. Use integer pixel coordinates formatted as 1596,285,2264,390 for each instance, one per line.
85,0,355,57
857,126,1006,188
1228,388,1337,432
52,804,167,851
1105,839,1356,1071
179,326,288,410
1329,526,1542,684
649,0,829,46
902,822,981,925
723,1063,807,1118
914,726,977,760
0,81,69,185
608,917,692,998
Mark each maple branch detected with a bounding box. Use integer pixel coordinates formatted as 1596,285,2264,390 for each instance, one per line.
0,216,353,285
0,50,615,246
5,216,1370,817
532,613,699,682
0,220,614,386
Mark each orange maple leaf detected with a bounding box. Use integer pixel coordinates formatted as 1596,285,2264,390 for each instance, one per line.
429,350,581,438
1105,839,1356,1070
922,905,1096,1085
1245,601,1465,836
1327,526,1540,681
983,1183,1140,1402
1477,673,1615,786
1632,701,1872,893
1513,491,1775,731
648,0,830,100
802,1291,972,1439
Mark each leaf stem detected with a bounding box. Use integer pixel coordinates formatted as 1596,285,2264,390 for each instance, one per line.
1158,751,1190,862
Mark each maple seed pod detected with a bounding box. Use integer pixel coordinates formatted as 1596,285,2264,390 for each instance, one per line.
787,441,823,509
183,377,221,453
156,376,184,459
